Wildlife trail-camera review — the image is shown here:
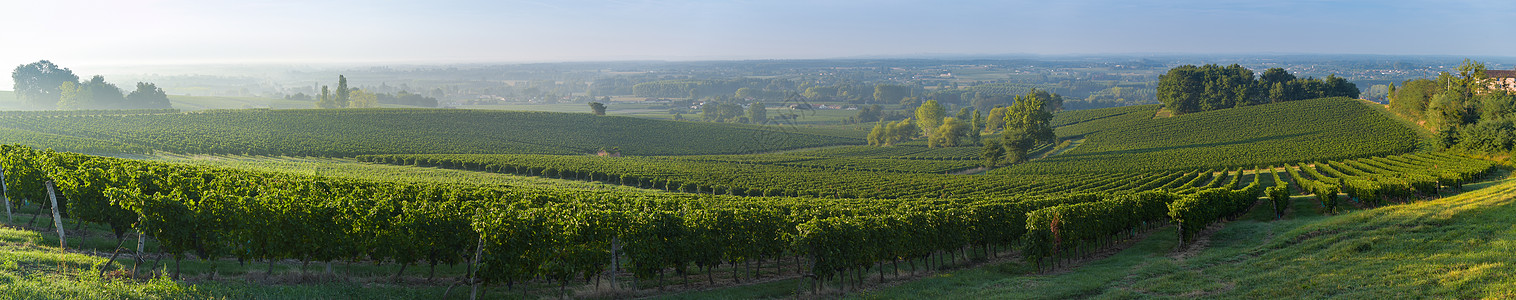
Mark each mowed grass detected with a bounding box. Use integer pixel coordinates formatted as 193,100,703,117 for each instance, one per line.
850,173,1516,299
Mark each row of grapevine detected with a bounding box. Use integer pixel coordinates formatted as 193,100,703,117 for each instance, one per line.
0,145,1192,294
1021,191,1178,269
1266,167,1291,219
357,154,1161,199
1166,174,1263,244
0,109,860,157
1007,98,1421,174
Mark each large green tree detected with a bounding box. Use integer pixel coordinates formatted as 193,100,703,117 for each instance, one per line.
127,82,173,109
336,75,351,108
747,102,766,124
1160,64,1355,114
11,60,79,109
1002,91,1056,163
915,100,945,136
873,84,910,104
317,86,338,109
81,75,125,108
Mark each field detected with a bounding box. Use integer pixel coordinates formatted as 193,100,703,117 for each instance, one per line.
0,94,1511,299
1001,97,1421,173
0,108,861,156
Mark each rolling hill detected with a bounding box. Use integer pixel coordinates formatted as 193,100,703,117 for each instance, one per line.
1000,97,1421,174
0,108,862,156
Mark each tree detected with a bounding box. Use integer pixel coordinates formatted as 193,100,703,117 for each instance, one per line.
869,119,917,146
873,84,910,104
955,107,972,121
1390,79,1438,119
867,122,885,146
82,75,125,108
701,102,718,121
980,140,1005,167
127,82,173,109
588,102,607,115
348,89,378,108
717,103,744,122
852,104,883,123
927,117,971,148
317,86,338,109
1260,68,1296,87
1478,91,1516,121
57,82,88,110
986,107,1008,131
747,102,766,124
11,60,79,109
969,110,983,143
1321,75,1360,99
1158,65,1204,114
336,75,351,108
1427,91,1474,130
1002,91,1056,163
1453,58,1488,99
915,100,945,137
735,87,755,100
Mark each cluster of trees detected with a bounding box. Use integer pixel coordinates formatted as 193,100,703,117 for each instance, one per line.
1389,59,1516,152
375,90,439,107
1158,64,1358,114
867,90,1060,167
11,60,173,110
866,100,981,147
315,75,373,108
310,75,440,108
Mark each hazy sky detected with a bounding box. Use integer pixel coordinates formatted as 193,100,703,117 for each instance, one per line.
2,0,1513,68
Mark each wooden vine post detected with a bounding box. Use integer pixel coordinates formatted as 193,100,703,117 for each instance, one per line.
608,237,621,290
1,166,10,224
46,181,65,249
469,236,484,300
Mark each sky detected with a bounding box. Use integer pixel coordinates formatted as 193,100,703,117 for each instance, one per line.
1,0,1513,68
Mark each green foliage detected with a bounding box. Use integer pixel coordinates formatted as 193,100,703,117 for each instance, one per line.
1023,191,1177,265
868,119,918,146
1167,181,1260,244
915,100,945,136
10,60,80,109
1267,168,1291,219
927,117,972,148
747,102,766,124
1006,98,1419,173
1002,90,1057,163
588,102,607,115
1160,64,1357,115
874,84,912,104
0,109,859,156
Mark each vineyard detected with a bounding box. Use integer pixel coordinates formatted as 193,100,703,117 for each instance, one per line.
0,144,1497,298
0,109,861,156
1001,97,1421,174
0,93,1506,298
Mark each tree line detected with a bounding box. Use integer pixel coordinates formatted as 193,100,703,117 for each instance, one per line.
1388,59,1516,153
867,89,1060,168
11,60,173,110
1158,64,1359,115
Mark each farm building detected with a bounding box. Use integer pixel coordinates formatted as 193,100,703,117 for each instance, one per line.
1489,69,1516,92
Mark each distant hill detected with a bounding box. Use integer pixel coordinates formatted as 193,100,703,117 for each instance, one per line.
0,108,862,156
999,97,1421,173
